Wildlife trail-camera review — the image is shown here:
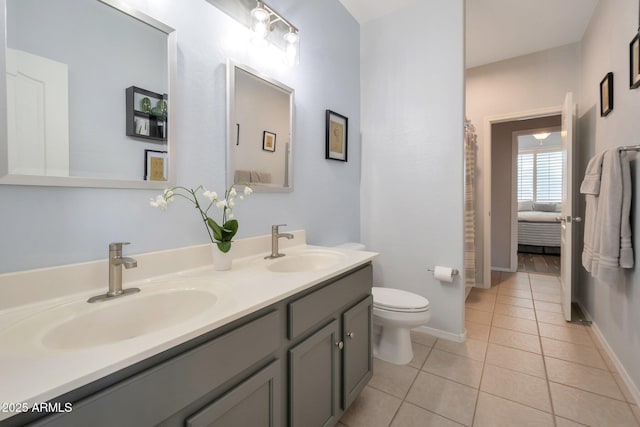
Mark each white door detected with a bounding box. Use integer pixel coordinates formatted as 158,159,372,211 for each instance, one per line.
560,92,578,321
6,48,69,176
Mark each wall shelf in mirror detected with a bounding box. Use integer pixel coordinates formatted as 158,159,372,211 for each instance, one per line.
126,86,168,142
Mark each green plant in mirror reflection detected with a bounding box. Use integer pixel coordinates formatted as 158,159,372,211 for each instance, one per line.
150,185,252,253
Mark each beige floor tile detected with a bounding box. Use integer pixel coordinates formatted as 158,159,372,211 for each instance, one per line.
337,423,349,427
469,287,498,297
613,372,637,403
465,300,495,313
410,330,437,347
465,320,490,341
423,349,484,388
340,386,402,427
407,342,431,370
498,281,531,291
490,327,541,354
492,313,539,335
465,291,495,312
549,382,639,427
529,273,560,284
465,308,493,325
473,392,554,427
531,283,562,295
480,364,551,412
632,404,640,424
541,337,606,369
545,356,624,400
406,372,477,426
485,343,546,378
537,323,594,347
497,287,532,299
491,271,502,286
554,416,587,427
435,337,487,362
500,271,530,283
496,295,534,308
536,310,580,328
534,301,563,313
494,303,537,320
533,291,562,303
368,358,419,399
390,402,465,427
596,345,619,372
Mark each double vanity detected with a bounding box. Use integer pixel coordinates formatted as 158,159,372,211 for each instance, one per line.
0,231,377,426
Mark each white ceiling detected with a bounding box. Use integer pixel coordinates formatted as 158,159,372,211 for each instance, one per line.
338,0,599,68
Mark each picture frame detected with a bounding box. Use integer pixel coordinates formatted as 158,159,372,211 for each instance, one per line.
144,149,168,181
630,33,640,89
325,110,348,162
600,72,614,117
262,131,276,152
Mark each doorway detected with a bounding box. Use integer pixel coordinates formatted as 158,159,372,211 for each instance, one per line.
514,127,562,276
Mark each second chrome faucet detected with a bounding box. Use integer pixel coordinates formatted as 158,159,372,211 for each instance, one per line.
265,224,294,259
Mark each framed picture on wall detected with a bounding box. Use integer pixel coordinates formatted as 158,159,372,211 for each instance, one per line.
630,33,640,88
144,149,168,181
600,72,614,117
325,110,348,162
262,131,276,152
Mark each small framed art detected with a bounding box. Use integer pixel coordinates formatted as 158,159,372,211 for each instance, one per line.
325,110,348,162
630,33,640,88
600,72,613,117
263,131,276,152
144,149,168,181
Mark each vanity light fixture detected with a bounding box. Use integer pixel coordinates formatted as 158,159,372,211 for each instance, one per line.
250,0,300,64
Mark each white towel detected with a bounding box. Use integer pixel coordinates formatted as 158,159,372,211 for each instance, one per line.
581,148,634,283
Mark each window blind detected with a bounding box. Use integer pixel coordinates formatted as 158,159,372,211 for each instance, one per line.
517,153,534,202
517,149,563,203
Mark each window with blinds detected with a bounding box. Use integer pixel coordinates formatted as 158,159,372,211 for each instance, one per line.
517,149,563,203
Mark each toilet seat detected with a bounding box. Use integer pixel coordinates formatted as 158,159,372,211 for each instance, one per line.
372,287,429,313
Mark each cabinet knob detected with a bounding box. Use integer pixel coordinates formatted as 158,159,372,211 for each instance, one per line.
335,341,344,350
346,332,355,339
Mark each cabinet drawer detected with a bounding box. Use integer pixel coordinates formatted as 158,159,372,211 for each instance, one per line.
186,360,281,427
288,264,372,340
34,310,281,427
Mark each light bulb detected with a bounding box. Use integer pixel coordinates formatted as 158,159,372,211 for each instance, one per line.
284,30,299,66
251,5,270,42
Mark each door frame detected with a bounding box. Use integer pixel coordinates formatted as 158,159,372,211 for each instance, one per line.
482,105,562,288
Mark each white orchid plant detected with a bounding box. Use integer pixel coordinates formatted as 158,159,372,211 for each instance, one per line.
150,184,252,253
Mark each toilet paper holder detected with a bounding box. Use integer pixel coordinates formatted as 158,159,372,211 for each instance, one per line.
427,267,459,276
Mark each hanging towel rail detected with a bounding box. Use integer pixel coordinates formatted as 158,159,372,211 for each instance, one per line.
620,145,640,151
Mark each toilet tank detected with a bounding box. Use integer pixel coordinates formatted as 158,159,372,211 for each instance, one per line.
335,242,366,251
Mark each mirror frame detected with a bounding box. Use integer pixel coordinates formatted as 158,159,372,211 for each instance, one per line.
226,59,294,193
0,0,177,189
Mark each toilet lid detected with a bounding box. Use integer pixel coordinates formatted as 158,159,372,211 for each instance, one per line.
372,287,430,312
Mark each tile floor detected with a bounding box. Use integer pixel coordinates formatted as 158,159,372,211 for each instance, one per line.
338,272,640,427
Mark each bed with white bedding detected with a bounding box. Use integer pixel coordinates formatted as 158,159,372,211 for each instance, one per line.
517,202,561,252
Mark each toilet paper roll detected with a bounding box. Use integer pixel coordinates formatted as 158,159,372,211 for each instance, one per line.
434,266,454,283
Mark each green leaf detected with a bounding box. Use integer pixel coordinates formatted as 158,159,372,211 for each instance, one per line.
206,218,223,241
221,219,239,241
216,241,231,253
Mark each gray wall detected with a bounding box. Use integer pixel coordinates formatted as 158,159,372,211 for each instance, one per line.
577,0,640,391
466,43,582,284
360,0,465,337
491,116,561,270
0,0,361,273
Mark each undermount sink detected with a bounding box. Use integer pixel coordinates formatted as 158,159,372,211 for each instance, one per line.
267,249,345,273
42,289,217,350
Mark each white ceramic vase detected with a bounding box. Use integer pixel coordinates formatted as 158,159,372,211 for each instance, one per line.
212,244,233,271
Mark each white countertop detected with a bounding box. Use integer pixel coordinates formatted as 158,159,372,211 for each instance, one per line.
0,235,377,422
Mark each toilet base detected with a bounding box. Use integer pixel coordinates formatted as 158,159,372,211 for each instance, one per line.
374,325,413,365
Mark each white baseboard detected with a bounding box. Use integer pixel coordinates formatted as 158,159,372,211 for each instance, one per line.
576,302,640,406
414,325,466,343
491,267,512,272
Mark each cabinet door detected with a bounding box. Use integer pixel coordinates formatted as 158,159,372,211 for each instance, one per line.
289,320,340,427
185,360,281,427
342,296,373,409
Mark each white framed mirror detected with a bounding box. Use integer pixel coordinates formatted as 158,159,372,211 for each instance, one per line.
0,0,177,189
227,60,294,192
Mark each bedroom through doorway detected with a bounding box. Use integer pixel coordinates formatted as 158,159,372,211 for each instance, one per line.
515,128,562,276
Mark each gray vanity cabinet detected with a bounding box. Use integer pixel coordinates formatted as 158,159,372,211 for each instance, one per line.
287,265,373,427
7,263,372,427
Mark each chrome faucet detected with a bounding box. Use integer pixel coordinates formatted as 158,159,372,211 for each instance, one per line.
88,242,140,303
265,224,294,259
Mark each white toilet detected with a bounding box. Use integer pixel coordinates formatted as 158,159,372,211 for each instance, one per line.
336,243,432,365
